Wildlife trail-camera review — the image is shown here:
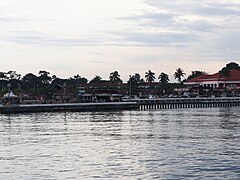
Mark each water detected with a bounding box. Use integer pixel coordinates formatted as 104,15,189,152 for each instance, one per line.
0,107,239,179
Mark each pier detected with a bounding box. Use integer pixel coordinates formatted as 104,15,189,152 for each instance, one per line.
135,97,240,110
0,97,240,114
0,102,139,114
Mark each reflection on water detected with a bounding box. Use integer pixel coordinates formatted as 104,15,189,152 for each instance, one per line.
0,107,240,179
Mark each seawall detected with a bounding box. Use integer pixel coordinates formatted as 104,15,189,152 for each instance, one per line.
0,102,139,114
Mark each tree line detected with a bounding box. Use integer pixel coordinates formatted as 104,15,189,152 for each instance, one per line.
0,62,239,97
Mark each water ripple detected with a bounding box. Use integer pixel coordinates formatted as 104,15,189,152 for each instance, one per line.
0,107,239,179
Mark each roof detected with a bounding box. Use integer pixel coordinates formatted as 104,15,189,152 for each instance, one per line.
186,69,240,83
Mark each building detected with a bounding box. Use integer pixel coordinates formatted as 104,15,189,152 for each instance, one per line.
185,69,240,93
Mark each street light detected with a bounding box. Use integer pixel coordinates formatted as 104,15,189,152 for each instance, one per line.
63,82,67,103
129,75,132,98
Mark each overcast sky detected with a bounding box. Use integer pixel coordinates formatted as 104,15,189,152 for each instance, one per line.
0,0,240,81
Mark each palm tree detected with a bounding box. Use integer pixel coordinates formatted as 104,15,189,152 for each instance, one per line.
109,71,122,83
90,75,102,84
74,74,81,83
158,72,169,84
128,73,144,95
145,70,155,83
174,68,186,82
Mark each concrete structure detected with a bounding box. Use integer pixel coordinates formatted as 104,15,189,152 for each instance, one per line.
0,102,139,114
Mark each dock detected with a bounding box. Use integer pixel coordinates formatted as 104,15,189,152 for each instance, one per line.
135,97,240,110
1,97,240,114
0,102,139,114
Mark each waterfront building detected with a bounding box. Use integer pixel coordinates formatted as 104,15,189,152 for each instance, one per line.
185,69,240,93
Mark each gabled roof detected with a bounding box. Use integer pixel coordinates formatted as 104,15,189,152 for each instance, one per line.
186,69,240,83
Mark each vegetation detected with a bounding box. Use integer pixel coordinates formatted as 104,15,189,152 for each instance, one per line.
174,68,185,82
187,71,207,80
109,71,122,84
225,62,240,70
128,73,144,95
145,70,155,83
0,62,239,99
158,72,169,84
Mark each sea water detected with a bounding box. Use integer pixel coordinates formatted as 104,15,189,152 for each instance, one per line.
0,107,239,179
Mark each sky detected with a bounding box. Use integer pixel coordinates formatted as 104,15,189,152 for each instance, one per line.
0,0,240,82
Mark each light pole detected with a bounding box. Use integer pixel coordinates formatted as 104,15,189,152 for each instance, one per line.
129,75,132,98
63,82,67,103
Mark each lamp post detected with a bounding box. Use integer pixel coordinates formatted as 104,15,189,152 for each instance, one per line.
63,82,67,103
129,75,132,98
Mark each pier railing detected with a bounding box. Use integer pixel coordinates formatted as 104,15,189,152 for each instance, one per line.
128,97,240,110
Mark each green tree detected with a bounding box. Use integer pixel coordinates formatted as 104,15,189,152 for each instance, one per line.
39,70,52,99
219,67,231,79
187,71,207,80
39,70,51,85
90,75,102,84
158,72,169,84
0,72,8,80
174,68,186,82
109,71,122,84
22,73,40,94
145,70,155,83
219,67,231,92
225,62,240,70
6,71,21,80
128,73,144,95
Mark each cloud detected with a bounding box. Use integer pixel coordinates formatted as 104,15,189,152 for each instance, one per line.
0,14,29,22
1,31,105,47
119,12,174,24
0,13,51,23
182,20,220,32
111,31,197,47
144,0,240,16
119,12,220,33
196,5,240,16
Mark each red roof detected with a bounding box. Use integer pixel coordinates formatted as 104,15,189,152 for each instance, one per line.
187,69,240,83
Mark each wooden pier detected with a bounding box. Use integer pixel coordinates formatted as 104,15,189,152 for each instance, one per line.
135,97,240,110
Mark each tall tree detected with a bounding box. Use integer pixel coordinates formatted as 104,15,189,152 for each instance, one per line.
128,73,144,95
39,70,52,98
22,73,40,94
219,67,231,90
225,62,240,70
90,75,102,84
145,70,155,83
0,72,8,80
39,70,51,85
174,68,186,82
219,67,231,79
187,71,207,80
158,72,169,84
129,73,144,84
109,71,122,83
6,71,21,80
